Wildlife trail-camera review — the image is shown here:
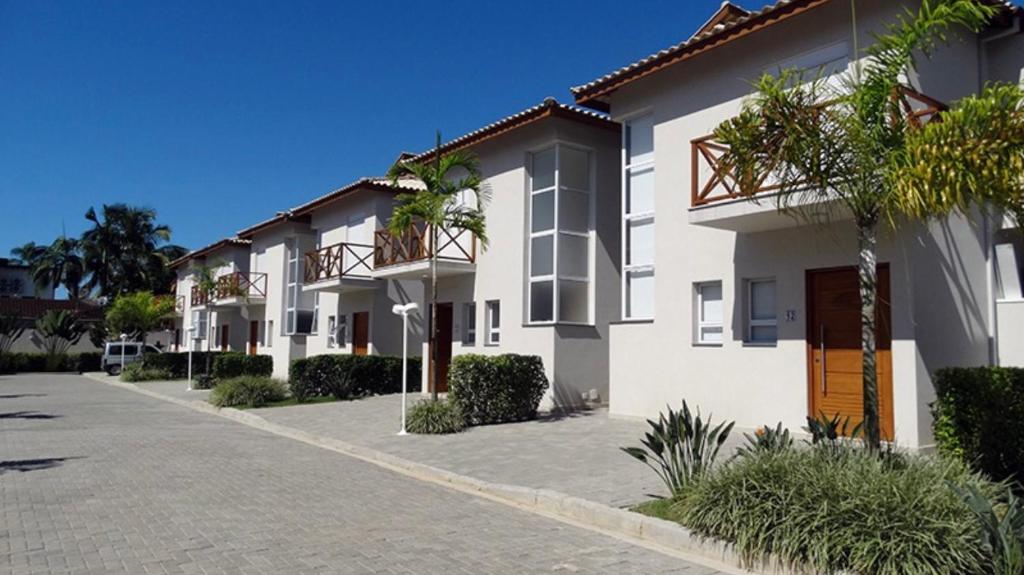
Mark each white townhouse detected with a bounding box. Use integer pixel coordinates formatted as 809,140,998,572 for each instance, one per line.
169,238,264,356
376,99,622,408
235,179,426,379
569,0,1024,448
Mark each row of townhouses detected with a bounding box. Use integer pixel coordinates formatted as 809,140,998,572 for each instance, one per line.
168,0,1024,449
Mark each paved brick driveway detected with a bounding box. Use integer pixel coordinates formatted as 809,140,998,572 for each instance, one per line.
1,374,721,574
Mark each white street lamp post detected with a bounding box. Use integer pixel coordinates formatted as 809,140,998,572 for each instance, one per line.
392,302,419,436
186,326,196,391
118,333,127,376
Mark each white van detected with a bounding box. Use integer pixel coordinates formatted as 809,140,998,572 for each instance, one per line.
102,342,161,375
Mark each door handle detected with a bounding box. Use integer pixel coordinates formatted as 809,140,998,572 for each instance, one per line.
820,324,826,395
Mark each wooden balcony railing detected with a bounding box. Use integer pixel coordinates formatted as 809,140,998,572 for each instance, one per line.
373,222,476,268
691,86,946,207
190,284,210,307
190,271,267,306
303,242,374,283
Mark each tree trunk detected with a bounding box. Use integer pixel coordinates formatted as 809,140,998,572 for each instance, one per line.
857,222,881,450
430,224,439,402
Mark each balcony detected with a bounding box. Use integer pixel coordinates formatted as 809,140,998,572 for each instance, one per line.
371,222,476,279
191,271,268,308
302,242,377,293
689,86,945,232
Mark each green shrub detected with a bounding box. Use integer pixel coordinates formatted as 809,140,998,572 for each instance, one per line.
0,352,102,373
194,374,216,390
210,376,287,408
447,354,548,425
407,399,465,434
143,351,229,379
622,400,734,497
671,448,994,574
120,362,171,382
735,422,793,459
74,352,102,372
954,483,1024,575
212,352,273,379
932,366,1024,486
288,354,421,402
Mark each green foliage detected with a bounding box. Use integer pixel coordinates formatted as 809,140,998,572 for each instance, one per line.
105,292,175,341
954,483,1024,575
735,422,793,459
804,411,864,457
211,352,273,379
288,354,421,402
210,376,287,408
622,401,734,498
447,354,549,425
0,313,26,356
142,351,228,379
674,448,995,574
932,367,1024,487
406,399,465,434
35,309,86,370
0,352,101,374
119,362,171,382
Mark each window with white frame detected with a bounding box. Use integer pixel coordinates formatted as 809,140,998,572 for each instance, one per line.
327,315,337,347
747,279,777,344
266,320,273,347
285,237,315,335
485,300,500,345
528,144,593,324
191,310,208,340
623,114,655,320
462,302,476,346
310,292,319,335
336,314,347,347
695,282,723,344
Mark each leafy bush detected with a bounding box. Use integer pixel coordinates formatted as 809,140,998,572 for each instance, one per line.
447,354,548,425
622,401,734,497
804,411,863,456
194,374,216,390
407,399,465,434
954,483,1024,575
672,448,994,575
75,352,102,372
735,422,792,459
288,354,421,402
0,352,103,374
143,351,228,379
120,362,171,382
212,352,273,379
933,367,1024,486
210,376,287,408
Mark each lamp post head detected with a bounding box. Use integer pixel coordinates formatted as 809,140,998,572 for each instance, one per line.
119,333,128,341
392,302,419,316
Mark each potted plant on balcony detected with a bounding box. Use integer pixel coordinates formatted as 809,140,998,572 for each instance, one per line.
387,134,490,400
713,0,1022,449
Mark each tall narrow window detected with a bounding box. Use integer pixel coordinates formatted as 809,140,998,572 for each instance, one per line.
286,238,299,334
623,114,655,320
486,300,501,345
192,310,208,340
336,315,347,347
528,144,593,324
462,302,476,346
327,315,337,347
747,279,777,344
695,282,723,345
266,320,273,347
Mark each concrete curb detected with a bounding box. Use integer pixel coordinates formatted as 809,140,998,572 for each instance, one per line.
83,373,781,574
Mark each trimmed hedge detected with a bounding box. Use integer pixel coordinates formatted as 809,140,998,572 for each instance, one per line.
0,352,102,374
448,354,549,425
289,354,422,402
143,351,228,379
932,366,1024,486
212,352,273,379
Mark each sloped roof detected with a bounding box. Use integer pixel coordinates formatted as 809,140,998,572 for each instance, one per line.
571,0,1023,110
0,298,104,321
168,237,251,269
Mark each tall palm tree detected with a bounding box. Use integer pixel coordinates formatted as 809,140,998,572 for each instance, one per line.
387,135,489,400
33,236,85,301
10,242,46,268
713,0,1003,449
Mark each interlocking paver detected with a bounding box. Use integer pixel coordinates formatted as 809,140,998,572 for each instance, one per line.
1,374,721,574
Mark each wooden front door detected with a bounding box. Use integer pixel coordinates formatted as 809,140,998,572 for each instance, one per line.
249,321,259,355
353,312,369,356
220,325,230,352
807,265,894,440
429,303,453,393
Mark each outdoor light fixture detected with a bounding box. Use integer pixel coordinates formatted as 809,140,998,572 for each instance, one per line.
119,333,128,376
391,302,419,435
186,326,197,391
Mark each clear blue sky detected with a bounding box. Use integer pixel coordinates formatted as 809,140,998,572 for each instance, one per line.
0,1,1015,254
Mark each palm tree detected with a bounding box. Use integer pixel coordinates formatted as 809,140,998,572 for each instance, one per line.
10,242,45,267
387,134,489,400
35,310,86,371
0,314,26,363
32,236,85,301
713,0,1003,449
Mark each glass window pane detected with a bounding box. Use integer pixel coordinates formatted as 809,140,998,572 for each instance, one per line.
700,283,723,323
531,191,554,233
700,326,723,343
627,269,654,319
627,219,654,267
530,281,553,322
558,279,589,323
751,280,776,321
627,166,654,215
532,148,556,190
558,189,589,233
558,233,589,279
560,147,590,190
530,235,554,277
627,115,654,165
751,325,777,342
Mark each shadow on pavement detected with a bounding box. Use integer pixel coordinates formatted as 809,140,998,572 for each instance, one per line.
0,457,81,475
0,411,62,420
0,394,48,399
